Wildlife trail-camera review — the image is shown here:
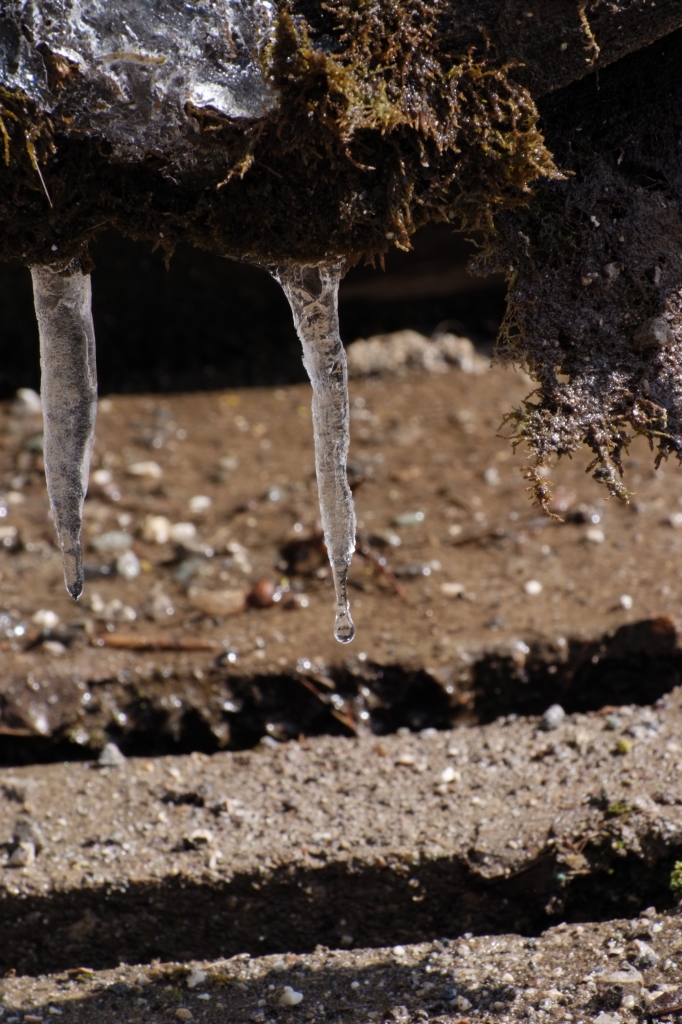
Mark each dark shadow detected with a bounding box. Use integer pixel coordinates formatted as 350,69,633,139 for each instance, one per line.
2,840,679,976
1,618,680,767
0,224,504,398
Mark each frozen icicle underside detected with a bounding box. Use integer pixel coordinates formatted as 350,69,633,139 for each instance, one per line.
30,262,97,600
276,263,356,644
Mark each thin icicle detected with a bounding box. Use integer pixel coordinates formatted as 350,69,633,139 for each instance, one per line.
275,262,356,643
30,260,97,600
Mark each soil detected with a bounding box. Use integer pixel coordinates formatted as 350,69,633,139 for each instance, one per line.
3,358,682,762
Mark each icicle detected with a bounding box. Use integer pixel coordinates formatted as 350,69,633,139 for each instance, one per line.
275,262,356,643
30,260,97,600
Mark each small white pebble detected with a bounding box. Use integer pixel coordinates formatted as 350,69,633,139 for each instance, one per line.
542,704,566,731
483,467,500,486
456,996,472,1011
91,468,113,486
619,594,633,610
350,981,360,990
501,973,515,985
279,986,304,1006
440,581,464,598
440,765,458,783
127,460,163,480
186,968,207,990
585,526,605,544
189,494,212,513
142,515,171,544
116,549,141,581
196,994,211,1001
669,512,682,528
170,522,197,544
523,579,543,596
31,609,60,630
393,945,406,956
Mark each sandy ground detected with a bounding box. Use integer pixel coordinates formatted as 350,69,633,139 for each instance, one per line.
3,363,682,760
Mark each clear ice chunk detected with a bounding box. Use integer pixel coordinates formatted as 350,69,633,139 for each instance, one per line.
31,261,98,600
275,263,356,643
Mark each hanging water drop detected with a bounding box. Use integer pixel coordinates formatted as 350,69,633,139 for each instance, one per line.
30,260,98,600
275,262,356,643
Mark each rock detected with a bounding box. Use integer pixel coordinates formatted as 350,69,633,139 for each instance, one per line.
170,522,197,544
280,986,304,1006
524,579,543,596
31,609,60,629
13,817,45,854
7,841,35,867
595,966,643,997
127,461,163,480
633,317,673,350
627,939,659,969
188,586,247,617
186,967,207,989
116,549,141,580
98,742,126,767
189,495,212,513
142,515,172,544
12,388,42,416
542,704,566,731
90,531,134,556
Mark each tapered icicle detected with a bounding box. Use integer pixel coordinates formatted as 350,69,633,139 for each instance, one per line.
30,260,97,600
275,262,356,643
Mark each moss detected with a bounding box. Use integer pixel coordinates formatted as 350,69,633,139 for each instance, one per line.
671,860,682,902
0,0,558,269
482,29,682,512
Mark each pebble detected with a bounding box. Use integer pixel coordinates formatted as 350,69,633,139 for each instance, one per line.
116,549,141,580
279,987,304,1006
523,579,543,596
186,968,207,989
627,939,659,968
440,766,459,783
0,525,18,549
455,996,472,1011
13,388,42,416
393,511,425,526
483,467,500,486
142,515,172,544
440,582,464,598
596,967,643,996
633,316,673,350
605,713,623,730
42,640,67,657
7,841,35,868
170,522,197,544
91,531,133,556
619,594,633,610
31,609,60,630
187,586,247,618
175,1010,192,1021
13,817,44,853
542,704,566,731
370,529,402,548
189,495,212,513
586,526,605,544
98,742,126,767
669,512,682,528
91,468,113,486
127,460,163,480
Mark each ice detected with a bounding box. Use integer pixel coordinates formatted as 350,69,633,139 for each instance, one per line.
31,261,98,600
275,263,356,643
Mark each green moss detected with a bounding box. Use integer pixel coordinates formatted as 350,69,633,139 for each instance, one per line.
671,860,682,902
0,0,558,268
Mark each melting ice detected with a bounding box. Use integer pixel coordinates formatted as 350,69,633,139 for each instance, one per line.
31,262,97,600
275,263,356,643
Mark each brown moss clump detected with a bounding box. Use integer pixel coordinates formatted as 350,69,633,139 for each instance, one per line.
0,0,558,268
481,29,682,512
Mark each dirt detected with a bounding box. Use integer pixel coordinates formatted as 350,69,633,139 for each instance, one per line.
3,360,682,761
1,912,680,1024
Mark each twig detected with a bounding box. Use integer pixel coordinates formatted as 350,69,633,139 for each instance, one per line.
92,635,222,651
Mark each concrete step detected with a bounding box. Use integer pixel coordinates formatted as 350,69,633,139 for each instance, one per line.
2,913,681,1024
2,702,681,976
